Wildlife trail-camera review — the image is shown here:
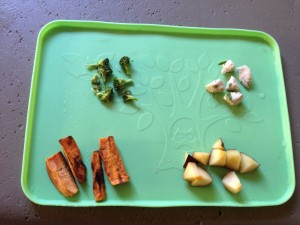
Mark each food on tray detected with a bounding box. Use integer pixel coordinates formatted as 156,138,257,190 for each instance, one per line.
99,136,130,185
98,58,113,82
225,149,242,170
220,60,235,74
183,154,201,168
113,77,133,92
208,148,227,166
237,65,252,88
122,89,138,102
59,136,87,184
192,152,210,166
222,171,242,194
96,86,114,103
119,56,131,75
205,79,225,93
239,153,260,173
87,58,113,83
91,74,101,94
91,151,106,201
46,151,79,197
183,138,259,194
183,162,213,186
225,76,239,92
223,92,243,106
212,138,225,150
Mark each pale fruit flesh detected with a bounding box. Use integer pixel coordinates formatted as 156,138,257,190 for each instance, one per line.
212,138,225,150
225,149,241,170
209,149,226,166
183,162,213,186
239,153,259,173
192,152,210,166
222,171,242,194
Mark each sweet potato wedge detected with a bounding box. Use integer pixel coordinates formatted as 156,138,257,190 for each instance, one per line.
91,151,106,201
59,136,87,184
99,136,130,185
46,151,78,197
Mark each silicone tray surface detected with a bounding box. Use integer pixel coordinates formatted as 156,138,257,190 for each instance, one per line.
21,20,295,207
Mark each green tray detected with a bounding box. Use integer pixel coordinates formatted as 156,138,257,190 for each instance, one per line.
21,20,295,207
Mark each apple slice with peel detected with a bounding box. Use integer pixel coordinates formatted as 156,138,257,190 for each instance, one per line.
183,162,212,186
212,138,225,150
192,152,210,166
183,154,200,168
225,149,241,170
222,171,242,194
183,162,201,182
209,149,226,166
239,153,259,173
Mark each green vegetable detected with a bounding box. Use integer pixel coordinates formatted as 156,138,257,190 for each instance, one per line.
98,58,109,68
122,89,137,102
87,58,112,82
91,74,101,93
87,64,99,70
87,58,110,70
119,56,131,75
218,60,227,66
113,77,133,92
98,66,112,82
96,86,113,103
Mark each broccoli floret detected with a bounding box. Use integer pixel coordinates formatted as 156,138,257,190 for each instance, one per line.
122,89,137,102
98,66,112,82
87,58,112,82
96,86,113,103
91,74,101,93
119,56,131,75
113,77,133,92
98,58,109,67
87,63,99,70
97,58,112,82
87,58,110,71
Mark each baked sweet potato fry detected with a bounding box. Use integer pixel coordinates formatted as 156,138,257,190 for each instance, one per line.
99,136,130,185
91,151,106,201
46,151,78,197
59,136,87,184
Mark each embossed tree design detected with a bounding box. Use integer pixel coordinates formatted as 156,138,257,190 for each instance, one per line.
134,54,263,171
63,52,263,172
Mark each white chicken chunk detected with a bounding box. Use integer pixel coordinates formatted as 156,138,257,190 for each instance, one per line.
223,92,243,106
205,79,225,93
237,65,252,88
221,60,235,74
225,76,239,92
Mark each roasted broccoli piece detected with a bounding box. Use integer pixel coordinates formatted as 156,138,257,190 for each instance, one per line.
98,58,109,67
122,89,137,102
87,63,99,70
119,56,131,75
87,58,112,82
87,58,110,71
91,74,101,90
98,66,112,82
96,58,112,82
113,77,133,92
96,86,113,103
